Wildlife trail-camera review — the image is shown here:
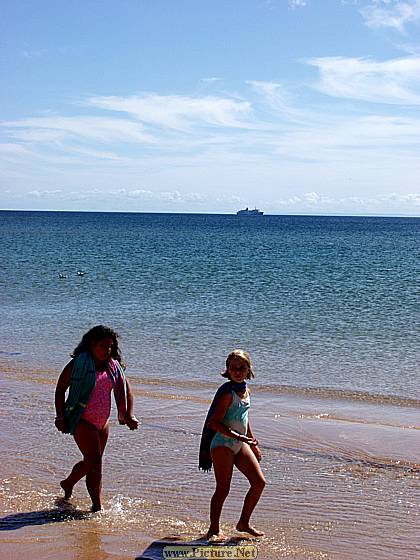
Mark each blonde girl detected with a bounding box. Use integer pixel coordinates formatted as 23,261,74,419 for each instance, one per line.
199,350,266,539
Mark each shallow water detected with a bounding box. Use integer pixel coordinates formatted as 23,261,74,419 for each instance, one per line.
1,371,418,560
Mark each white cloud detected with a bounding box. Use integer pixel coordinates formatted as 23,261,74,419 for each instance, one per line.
19,184,417,213
65,146,123,161
199,77,223,85
360,0,420,32
247,81,292,112
398,42,420,54
288,0,307,8
247,80,313,125
27,189,64,198
86,94,253,131
22,46,79,59
273,192,335,207
304,191,322,203
14,186,212,205
2,116,156,144
117,188,154,199
0,143,29,155
271,191,420,212
272,114,420,159
307,55,420,104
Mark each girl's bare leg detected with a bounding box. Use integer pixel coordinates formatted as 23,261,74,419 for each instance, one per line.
60,461,85,499
208,446,235,538
60,420,109,509
234,444,266,536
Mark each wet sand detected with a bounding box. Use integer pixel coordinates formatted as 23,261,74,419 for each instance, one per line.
1,366,419,559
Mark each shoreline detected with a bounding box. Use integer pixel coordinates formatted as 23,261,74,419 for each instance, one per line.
2,356,420,408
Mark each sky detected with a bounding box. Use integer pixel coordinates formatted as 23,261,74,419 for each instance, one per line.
1,0,420,215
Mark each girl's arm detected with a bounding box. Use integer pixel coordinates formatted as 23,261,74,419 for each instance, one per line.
247,420,262,462
54,361,73,433
124,378,139,430
246,421,258,443
208,393,255,444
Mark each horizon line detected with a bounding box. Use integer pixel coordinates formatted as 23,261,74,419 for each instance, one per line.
1,208,420,219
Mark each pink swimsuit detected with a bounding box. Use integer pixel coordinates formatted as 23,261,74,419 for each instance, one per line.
81,368,113,430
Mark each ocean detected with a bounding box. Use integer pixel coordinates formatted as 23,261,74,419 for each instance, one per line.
0,210,419,559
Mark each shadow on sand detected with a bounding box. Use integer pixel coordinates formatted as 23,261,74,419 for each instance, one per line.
0,498,90,531
136,535,253,560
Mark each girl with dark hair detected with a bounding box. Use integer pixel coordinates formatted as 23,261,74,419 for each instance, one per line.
54,325,138,511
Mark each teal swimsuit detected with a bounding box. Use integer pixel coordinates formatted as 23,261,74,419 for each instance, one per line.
210,389,250,454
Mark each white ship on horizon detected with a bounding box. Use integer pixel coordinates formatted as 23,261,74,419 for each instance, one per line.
236,207,264,216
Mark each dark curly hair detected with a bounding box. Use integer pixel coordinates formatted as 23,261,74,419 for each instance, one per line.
71,325,122,363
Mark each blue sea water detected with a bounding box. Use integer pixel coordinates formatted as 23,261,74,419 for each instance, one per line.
1,210,419,399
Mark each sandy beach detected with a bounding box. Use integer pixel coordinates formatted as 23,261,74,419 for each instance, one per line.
1,363,419,560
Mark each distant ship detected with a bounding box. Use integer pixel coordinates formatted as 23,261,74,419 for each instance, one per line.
236,207,264,216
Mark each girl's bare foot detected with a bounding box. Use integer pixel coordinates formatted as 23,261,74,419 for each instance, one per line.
206,528,226,542
206,527,219,539
207,533,227,542
236,522,265,537
60,480,73,500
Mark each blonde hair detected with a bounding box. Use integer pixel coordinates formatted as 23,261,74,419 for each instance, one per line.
222,349,255,380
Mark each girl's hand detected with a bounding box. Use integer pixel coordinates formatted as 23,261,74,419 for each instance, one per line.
237,434,255,445
125,415,139,430
55,417,68,433
251,444,262,463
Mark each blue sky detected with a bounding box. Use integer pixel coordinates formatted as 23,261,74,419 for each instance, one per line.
1,0,420,215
